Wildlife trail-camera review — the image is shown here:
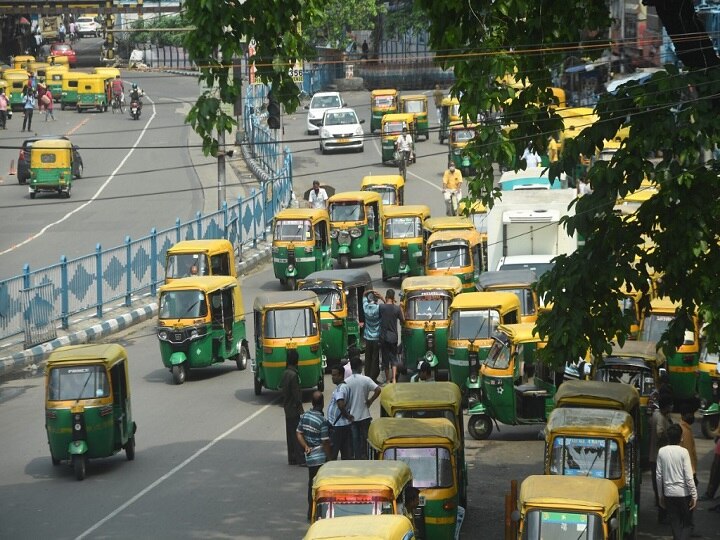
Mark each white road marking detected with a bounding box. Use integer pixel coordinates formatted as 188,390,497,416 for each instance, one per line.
0,97,157,257
75,399,277,539
370,136,441,192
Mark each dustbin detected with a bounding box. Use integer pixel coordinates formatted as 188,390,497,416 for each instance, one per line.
345,64,354,79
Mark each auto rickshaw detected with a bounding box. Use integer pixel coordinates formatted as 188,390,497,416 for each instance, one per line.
468,323,553,440
28,139,78,199
639,296,700,407
12,54,34,71
424,229,485,291
92,66,121,80
421,216,475,244
381,113,416,164
76,75,108,112
698,342,720,438
544,407,639,538
360,174,405,206
400,94,429,141
304,515,416,540
4,68,29,110
438,97,460,143
457,199,487,257
476,270,539,323
447,292,521,395
368,417,465,540
45,344,137,481
271,208,332,290
164,239,237,284
400,276,463,378
61,72,90,110
447,122,477,177
157,276,249,385
510,475,622,540
381,205,431,281
311,460,415,522
370,88,399,133
328,191,383,269
46,65,69,100
298,269,371,370
252,290,324,394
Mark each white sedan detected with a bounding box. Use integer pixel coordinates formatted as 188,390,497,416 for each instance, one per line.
76,17,100,37
319,108,365,154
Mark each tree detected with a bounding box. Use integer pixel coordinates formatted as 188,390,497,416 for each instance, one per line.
302,0,381,50
127,14,190,48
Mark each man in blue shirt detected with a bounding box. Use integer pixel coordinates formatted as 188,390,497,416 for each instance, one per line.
327,366,354,460
362,289,383,382
297,391,331,521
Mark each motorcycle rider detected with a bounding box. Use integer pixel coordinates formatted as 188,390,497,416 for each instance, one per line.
129,82,143,113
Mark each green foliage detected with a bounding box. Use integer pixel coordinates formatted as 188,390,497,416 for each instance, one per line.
128,13,190,47
303,0,381,48
383,0,429,39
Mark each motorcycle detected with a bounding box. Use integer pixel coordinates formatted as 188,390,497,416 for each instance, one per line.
129,100,141,120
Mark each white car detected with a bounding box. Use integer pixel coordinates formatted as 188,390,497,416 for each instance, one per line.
319,108,365,154
76,17,100,37
305,92,344,135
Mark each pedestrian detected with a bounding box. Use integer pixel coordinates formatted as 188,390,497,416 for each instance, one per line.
327,365,354,460
58,23,66,43
361,39,369,60
656,423,697,540
345,353,381,459
699,425,720,503
44,89,55,121
280,349,305,466
68,21,76,42
650,394,674,523
379,288,404,384
308,180,328,209
21,87,36,132
521,143,542,168
0,88,8,129
296,391,332,521
548,134,560,162
362,289,382,383
433,84,444,124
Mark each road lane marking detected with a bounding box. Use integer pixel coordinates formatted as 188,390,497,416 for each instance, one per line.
370,136,441,192
75,398,278,539
0,97,157,257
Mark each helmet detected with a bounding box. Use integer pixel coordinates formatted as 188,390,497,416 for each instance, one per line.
132,83,138,90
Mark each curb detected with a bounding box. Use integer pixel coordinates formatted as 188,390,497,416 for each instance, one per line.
238,242,272,274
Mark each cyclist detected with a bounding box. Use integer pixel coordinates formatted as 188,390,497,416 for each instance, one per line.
394,126,413,173
442,161,463,216
110,75,124,106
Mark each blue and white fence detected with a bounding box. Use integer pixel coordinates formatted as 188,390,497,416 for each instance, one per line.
0,84,292,346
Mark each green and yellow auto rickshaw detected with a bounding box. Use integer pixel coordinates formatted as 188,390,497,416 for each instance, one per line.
400,94,429,141
424,229,485,291
381,205,431,281
164,239,237,284
370,88,399,133
252,290,325,394
447,292,520,394
272,208,332,290
639,296,700,407
13,54,34,71
476,270,539,323
360,174,405,206
61,71,90,110
400,276,464,378
76,75,108,112
4,68,29,110
438,96,460,143
447,122,477,177
468,323,553,440
369,417,465,540
28,139,78,199
45,344,137,481
46,65,69,100
328,191,384,269
304,515,417,540
157,276,249,385
544,407,639,539
381,113,417,164
298,269,371,371
511,475,623,540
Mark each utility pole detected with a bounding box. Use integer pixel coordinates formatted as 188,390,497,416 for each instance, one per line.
217,128,226,211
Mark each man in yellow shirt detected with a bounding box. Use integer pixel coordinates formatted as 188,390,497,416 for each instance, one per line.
442,162,463,216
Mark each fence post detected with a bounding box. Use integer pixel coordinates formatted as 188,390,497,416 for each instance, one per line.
238,195,244,258
251,188,258,248
150,228,158,296
60,256,69,329
125,236,132,307
196,211,202,238
175,217,181,243
222,201,229,240
96,244,103,319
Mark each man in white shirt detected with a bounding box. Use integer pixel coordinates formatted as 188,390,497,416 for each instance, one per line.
345,353,381,459
656,423,697,539
308,180,328,209
521,143,542,168
395,127,413,165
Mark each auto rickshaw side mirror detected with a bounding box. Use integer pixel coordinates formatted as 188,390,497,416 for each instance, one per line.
359,119,365,124
511,510,521,522
609,517,618,531
659,367,667,377
304,105,309,110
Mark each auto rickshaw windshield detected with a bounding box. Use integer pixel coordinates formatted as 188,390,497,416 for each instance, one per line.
383,121,405,135
404,100,425,113
550,436,622,479
159,290,208,319
452,129,474,143
484,338,512,369
166,254,209,278
525,510,603,540
640,314,695,345
303,286,343,312
369,186,396,206
383,446,453,488
596,365,655,396
384,216,422,239
48,365,109,400
274,219,312,241
265,307,318,338
428,243,469,269
329,202,364,222
404,293,450,321
450,309,500,340
373,95,394,108
317,498,386,519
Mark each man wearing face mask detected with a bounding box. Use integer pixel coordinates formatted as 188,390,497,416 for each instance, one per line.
308,180,329,209
442,161,463,216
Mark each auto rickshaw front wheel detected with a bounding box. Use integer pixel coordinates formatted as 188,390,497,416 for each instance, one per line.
467,414,493,440
171,363,187,385
125,436,136,461
235,344,249,371
72,454,86,481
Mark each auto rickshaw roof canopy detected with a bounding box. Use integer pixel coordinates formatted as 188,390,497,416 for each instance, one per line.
301,269,372,289
426,228,483,246
46,64,69,74
553,379,640,411
371,88,398,97
449,291,521,312
360,174,405,189
448,120,478,130
400,94,427,102
253,290,320,311
159,275,239,294
312,460,413,497
477,269,538,290
380,381,462,416
557,106,599,138
92,67,121,78
47,343,127,370
328,190,383,205
167,239,234,256
519,475,620,518
368,417,460,450
31,138,73,150
401,275,464,295
303,514,414,540
546,407,634,441
62,71,93,82
382,204,431,220
381,112,416,124
423,216,474,232
3,68,29,79
608,340,665,365
649,296,684,313
274,207,330,223
497,323,543,345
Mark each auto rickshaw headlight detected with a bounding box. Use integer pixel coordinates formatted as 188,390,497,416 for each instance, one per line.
158,330,168,341
468,391,480,409
287,264,295,272
330,229,339,239
190,328,199,339
350,227,362,238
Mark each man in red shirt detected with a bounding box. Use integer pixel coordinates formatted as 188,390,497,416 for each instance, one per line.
110,75,124,103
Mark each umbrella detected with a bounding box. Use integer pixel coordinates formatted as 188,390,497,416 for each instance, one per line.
18,17,31,25
303,184,336,201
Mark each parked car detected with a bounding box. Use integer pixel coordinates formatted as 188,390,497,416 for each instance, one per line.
76,17,100,38
49,43,77,66
319,108,365,154
17,136,83,185
304,91,344,135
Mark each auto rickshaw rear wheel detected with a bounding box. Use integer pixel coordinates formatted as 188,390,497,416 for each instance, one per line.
171,363,186,385
254,375,262,395
125,436,136,461
467,414,493,440
701,415,720,439
30,192,36,199
72,454,86,481
235,344,249,371
287,277,297,291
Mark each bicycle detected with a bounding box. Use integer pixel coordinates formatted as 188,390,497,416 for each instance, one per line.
111,94,124,114
396,149,410,181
